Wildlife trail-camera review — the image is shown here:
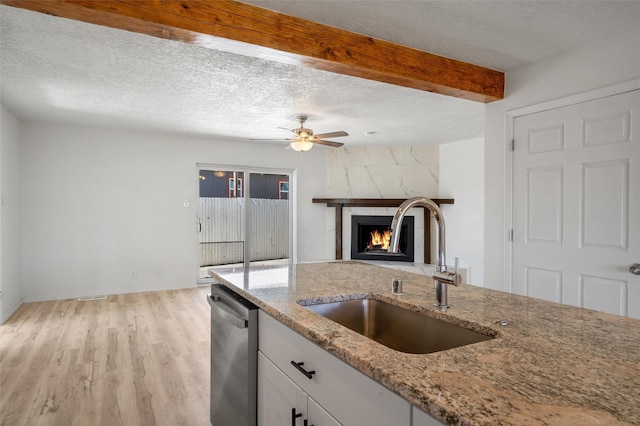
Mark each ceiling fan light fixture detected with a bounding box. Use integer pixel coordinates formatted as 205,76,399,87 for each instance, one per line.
290,140,314,152
256,115,346,151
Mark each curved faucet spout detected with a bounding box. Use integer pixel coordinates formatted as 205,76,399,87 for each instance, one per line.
388,197,460,308
388,197,446,272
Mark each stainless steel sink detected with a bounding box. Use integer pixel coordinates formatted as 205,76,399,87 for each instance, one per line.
303,298,494,354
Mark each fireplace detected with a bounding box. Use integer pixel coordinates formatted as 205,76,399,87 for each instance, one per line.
351,215,414,262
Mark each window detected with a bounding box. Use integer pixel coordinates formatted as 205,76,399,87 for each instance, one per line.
228,177,243,198
278,181,289,200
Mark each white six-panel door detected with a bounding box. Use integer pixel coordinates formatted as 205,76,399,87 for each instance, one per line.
512,90,639,319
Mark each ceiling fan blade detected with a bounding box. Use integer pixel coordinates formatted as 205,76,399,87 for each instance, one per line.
250,137,294,141
313,139,344,148
277,127,296,134
314,131,348,139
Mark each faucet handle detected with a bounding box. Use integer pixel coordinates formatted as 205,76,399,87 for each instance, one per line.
453,258,462,286
432,258,462,287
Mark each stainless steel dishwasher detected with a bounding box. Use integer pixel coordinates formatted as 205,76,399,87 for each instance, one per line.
208,284,258,426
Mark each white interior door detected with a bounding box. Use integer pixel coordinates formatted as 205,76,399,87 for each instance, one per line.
512,90,640,319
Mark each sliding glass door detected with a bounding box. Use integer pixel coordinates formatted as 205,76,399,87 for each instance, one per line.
197,166,293,282
247,172,290,265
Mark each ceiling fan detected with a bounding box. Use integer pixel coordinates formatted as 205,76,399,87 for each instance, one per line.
253,115,348,152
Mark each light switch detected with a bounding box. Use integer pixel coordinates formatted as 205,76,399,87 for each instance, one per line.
183,200,190,208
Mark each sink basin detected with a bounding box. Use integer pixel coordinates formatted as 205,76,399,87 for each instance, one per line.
303,298,494,354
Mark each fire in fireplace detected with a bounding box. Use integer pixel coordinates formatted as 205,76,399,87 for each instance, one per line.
351,215,414,262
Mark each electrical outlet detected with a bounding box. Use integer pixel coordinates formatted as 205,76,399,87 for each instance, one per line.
130,269,137,279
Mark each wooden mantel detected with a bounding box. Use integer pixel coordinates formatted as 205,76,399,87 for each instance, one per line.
313,198,454,263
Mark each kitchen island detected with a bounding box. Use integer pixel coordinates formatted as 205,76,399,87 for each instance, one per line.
209,261,640,425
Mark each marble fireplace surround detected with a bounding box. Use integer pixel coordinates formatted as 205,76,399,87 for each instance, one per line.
312,198,454,264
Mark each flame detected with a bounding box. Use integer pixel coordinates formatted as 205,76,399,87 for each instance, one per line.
369,228,391,250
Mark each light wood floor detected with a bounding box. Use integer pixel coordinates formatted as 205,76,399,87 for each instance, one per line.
0,287,211,426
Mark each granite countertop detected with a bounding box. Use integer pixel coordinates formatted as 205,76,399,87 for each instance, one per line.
209,261,640,426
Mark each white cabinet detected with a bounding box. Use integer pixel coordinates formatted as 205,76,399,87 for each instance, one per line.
258,351,340,426
412,406,445,426
258,311,410,426
308,397,341,426
258,351,301,425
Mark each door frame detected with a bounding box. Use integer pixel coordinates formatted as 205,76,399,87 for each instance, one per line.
504,78,640,293
196,163,296,284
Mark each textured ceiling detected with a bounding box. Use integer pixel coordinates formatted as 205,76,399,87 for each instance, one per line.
1,2,639,148
242,0,640,72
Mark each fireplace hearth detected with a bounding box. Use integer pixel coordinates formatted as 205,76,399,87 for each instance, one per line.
351,215,414,262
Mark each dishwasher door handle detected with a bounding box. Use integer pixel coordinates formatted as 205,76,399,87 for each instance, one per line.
208,294,248,328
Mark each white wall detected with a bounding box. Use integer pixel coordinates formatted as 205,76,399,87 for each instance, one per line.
1,104,22,322
439,137,484,286
19,122,329,302
484,27,640,291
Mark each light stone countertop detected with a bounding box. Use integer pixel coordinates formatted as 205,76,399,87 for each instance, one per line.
209,261,640,426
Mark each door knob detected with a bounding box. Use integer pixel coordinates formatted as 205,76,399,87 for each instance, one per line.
630,263,640,275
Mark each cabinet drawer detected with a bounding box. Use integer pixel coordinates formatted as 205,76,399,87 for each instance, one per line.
412,405,445,426
259,311,410,426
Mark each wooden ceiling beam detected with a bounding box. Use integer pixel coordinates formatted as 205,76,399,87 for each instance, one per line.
1,0,504,102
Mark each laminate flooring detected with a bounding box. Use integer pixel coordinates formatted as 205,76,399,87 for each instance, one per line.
0,287,211,426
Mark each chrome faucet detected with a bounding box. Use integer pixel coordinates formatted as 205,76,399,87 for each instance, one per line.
388,197,461,308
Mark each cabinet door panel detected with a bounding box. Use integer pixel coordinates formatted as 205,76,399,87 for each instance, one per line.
308,397,341,426
258,352,307,426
